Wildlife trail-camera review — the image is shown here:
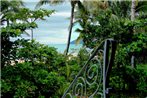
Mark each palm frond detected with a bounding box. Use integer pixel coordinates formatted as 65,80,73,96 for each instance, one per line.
136,1,147,12
23,31,30,36
35,0,49,8
75,33,83,45
35,0,64,8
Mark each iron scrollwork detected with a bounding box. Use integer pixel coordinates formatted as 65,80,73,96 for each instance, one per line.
62,39,117,98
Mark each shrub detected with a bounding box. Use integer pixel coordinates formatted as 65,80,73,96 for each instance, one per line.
109,64,147,97
1,62,66,98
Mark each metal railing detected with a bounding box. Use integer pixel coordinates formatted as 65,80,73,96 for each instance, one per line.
62,39,117,98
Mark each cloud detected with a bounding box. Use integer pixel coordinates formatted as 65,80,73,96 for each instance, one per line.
36,37,68,44
23,0,40,3
21,1,79,44
51,12,71,17
36,19,69,29
34,29,68,37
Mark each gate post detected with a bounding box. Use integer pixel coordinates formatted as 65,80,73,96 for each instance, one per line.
103,39,117,98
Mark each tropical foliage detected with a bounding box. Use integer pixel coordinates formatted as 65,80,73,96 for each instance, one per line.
1,0,147,98
74,0,147,97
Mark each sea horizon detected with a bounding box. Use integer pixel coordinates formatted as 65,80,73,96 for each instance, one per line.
48,44,83,53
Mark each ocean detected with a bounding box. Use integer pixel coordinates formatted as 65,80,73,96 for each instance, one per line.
49,44,83,53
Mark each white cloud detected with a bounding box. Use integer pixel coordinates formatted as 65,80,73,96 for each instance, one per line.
51,12,71,17
20,1,79,44
36,37,68,44
23,0,40,3
33,29,69,44
34,29,68,36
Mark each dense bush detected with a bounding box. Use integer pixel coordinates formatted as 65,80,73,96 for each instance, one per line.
109,64,147,97
1,37,70,97
1,62,66,98
1,41,89,98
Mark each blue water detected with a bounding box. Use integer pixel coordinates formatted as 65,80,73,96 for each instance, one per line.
49,44,83,53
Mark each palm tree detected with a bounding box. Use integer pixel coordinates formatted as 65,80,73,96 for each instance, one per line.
36,0,82,55
74,0,109,45
65,1,78,55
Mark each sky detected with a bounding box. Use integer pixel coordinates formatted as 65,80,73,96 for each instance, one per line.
21,0,80,44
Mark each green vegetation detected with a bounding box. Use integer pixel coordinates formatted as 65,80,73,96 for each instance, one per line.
1,0,147,98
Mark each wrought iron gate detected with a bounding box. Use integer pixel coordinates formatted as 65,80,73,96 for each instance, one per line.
62,39,117,98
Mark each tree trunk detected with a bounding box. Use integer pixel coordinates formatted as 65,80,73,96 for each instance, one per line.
31,18,33,40
131,0,136,68
31,28,33,40
131,0,135,21
65,2,75,55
